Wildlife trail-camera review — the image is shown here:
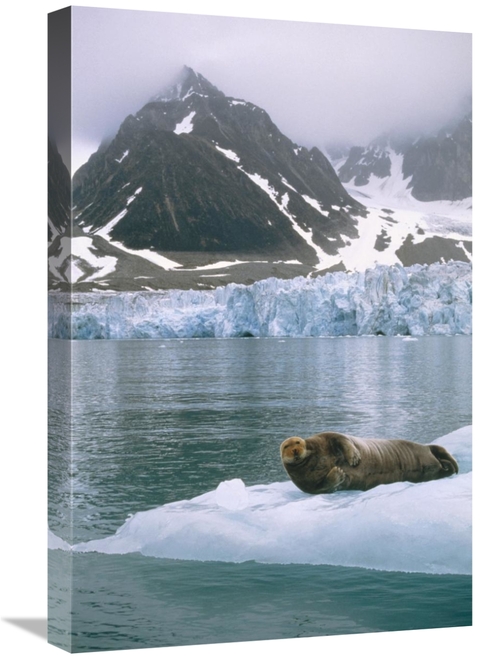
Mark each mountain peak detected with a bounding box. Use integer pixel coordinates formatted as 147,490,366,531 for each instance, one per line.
152,66,222,103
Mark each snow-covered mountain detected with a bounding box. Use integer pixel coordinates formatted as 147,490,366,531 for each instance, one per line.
48,138,70,243
48,68,472,293
50,66,366,292
323,114,472,271
333,112,472,203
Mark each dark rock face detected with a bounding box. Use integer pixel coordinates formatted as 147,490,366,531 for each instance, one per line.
53,68,471,293
337,143,392,186
73,67,364,264
374,229,391,252
331,112,472,203
48,138,70,241
403,114,472,201
395,234,472,266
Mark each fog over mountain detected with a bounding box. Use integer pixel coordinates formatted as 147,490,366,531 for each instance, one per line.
48,63,471,293
68,7,472,173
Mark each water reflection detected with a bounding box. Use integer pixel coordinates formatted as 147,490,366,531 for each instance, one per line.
48,336,471,543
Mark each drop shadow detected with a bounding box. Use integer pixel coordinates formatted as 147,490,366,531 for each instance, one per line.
3,618,47,640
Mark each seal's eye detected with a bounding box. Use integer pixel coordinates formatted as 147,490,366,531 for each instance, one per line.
295,441,300,445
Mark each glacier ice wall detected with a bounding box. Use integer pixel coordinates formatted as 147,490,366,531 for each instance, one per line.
48,262,472,339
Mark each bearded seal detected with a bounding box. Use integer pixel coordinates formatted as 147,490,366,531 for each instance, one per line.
280,431,459,494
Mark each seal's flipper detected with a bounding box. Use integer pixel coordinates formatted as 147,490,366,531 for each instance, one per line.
342,437,361,467
429,444,459,475
324,466,347,491
321,433,361,467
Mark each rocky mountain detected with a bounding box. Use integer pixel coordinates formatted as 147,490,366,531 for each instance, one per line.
48,138,70,242
330,111,472,203
322,112,472,271
48,69,472,292
54,66,365,291
402,114,472,202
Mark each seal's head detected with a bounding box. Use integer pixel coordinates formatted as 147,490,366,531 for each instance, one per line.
280,436,308,464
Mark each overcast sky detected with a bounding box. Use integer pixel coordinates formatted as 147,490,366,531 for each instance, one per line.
69,6,472,173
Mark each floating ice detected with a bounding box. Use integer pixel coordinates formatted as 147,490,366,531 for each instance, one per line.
49,428,472,575
215,479,249,510
48,529,71,551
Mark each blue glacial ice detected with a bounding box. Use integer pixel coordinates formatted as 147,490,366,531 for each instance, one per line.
49,426,472,575
48,262,471,339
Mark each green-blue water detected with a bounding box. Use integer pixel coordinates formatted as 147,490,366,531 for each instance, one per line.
48,336,472,652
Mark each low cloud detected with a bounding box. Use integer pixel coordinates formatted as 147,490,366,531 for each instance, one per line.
70,7,472,172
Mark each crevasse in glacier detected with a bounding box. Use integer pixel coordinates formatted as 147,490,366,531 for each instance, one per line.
48,262,472,339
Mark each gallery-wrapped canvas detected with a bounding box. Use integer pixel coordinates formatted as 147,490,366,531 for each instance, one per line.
48,5,472,653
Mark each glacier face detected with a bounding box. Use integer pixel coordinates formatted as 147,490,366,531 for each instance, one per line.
48,262,472,340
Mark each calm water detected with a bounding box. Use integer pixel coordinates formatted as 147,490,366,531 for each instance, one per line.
48,336,472,652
